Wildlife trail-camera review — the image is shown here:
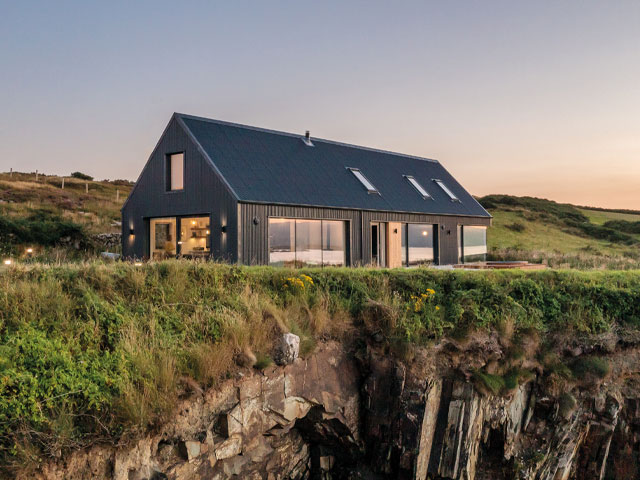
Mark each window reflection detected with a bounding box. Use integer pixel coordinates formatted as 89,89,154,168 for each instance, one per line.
268,218,296,266
407,224,434,266
462,226,487,263
322,221,345,266
268,218,346,267
296,220,322,266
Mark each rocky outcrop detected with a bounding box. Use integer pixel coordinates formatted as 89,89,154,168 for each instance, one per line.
37,343,361,480
34,340,640,480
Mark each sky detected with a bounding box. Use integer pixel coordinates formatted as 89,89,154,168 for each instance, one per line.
1,1,639,209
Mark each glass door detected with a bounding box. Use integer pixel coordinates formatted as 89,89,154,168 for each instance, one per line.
371,222,387,267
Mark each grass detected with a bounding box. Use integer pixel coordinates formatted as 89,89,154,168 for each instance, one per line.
0,171,131,236
1,262,640,474
480,195,640,269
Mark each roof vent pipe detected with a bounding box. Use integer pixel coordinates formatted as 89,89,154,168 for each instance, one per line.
302,130,314,147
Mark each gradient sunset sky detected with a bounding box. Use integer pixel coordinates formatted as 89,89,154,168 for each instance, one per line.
1,2,639,209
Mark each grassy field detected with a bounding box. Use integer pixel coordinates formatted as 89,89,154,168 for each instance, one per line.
480,195,640,269
1,262,639,474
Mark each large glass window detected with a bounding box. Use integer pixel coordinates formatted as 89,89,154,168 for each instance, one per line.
269,218,346,267
268,218,296,266
322,220,346,266
180,217,210,258
296,220,322,266
150,217,176,260
407,224,435,266
461,225,487,263
167,153,184,191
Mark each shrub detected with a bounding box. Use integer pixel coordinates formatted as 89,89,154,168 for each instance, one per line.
505,222,526,232
70,171,93,181
570,356,610,380
558,392,577,419
472,369,506,396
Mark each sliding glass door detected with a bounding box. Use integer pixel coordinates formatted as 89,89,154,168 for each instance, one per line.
268,218,346,267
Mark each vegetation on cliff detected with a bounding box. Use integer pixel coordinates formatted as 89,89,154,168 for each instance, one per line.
1,262,639,473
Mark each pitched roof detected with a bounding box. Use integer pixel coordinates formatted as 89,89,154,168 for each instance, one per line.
176,113,490,218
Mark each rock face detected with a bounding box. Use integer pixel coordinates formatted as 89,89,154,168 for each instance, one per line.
34,341,640,480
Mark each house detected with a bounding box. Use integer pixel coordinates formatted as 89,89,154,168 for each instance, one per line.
121,113,491,266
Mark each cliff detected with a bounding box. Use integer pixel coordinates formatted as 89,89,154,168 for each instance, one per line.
36,330,640,480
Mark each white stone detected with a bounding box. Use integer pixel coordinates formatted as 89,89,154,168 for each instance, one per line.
274,333,300,366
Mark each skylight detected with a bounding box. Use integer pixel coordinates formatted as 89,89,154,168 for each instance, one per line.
434,179,459,201
404,175,431,199
348,168,379,194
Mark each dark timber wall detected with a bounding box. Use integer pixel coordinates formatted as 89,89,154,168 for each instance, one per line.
238,203,491,266
121,117,238,260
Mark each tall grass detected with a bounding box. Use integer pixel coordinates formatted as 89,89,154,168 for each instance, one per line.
1,262,640,473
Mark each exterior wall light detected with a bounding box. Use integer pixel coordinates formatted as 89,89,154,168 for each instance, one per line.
3,259,12,266
221,225,227,233
129,228,135,235
253,217,260,225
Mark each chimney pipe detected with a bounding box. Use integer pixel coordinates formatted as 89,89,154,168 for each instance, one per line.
305,130,310,140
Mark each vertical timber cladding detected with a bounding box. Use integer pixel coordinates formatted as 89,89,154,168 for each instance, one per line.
239,203,490,266
120,116,239,260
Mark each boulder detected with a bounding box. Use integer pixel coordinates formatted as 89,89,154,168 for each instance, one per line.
274,333,300,366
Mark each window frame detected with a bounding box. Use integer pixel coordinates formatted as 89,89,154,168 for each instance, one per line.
433,179,459,202
347,167,380,195
166,152,185,192
267,216,350,267
404,175,432,199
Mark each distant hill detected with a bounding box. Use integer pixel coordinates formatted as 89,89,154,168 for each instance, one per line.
479,194,640,269
0,171,132,257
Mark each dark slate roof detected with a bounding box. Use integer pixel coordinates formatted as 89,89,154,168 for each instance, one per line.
177,113,490,218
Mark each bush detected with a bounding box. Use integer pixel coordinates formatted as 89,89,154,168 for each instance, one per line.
505,222,526,232
70,171,93,181
558,392,577,419
570,356,610,380
0,211,89,247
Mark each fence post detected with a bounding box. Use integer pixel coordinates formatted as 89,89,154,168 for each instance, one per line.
116,189,120,201
9,168,12,178
35,170,39,182
61,177,65,189
85,182,89,193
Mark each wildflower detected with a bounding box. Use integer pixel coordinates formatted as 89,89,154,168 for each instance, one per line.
436,306,440,311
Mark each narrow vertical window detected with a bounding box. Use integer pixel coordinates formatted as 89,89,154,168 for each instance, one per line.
167,153,184,191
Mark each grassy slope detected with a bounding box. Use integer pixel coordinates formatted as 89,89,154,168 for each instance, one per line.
1,262,640,474
481,195,640,269
0,171,131,235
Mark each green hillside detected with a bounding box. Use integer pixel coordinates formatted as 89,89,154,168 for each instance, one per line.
0,171,132,258
480,195,640,269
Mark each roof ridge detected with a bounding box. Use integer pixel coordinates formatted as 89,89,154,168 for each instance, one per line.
175,112,439,164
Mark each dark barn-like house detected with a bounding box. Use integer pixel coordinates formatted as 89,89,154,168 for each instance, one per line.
122,113,491,267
